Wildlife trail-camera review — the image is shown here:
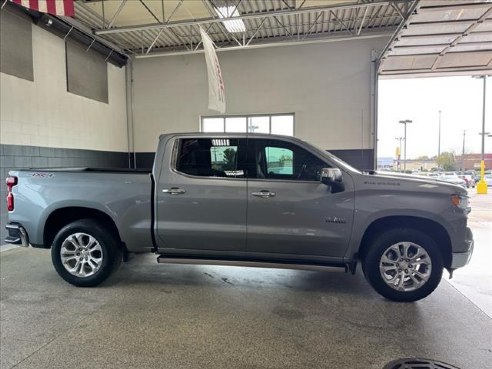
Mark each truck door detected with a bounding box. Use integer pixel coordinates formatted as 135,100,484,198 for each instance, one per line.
245,138,355,258
156,137,248,252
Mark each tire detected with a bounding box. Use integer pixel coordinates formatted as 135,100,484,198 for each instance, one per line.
51,219,122,287
362,227,443,302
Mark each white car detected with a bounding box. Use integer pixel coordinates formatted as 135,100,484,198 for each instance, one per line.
437,174,467,189
484,174,492,187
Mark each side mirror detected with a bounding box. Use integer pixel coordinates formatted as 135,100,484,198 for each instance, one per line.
320,168,345,192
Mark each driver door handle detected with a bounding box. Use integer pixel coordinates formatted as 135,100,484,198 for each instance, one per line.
162,187,186,195
252,190,276,198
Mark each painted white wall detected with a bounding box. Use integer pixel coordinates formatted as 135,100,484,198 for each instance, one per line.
132,36,388,152
0,25,127,152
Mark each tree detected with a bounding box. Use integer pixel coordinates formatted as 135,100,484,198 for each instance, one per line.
436,152,456,171
416,155,430,160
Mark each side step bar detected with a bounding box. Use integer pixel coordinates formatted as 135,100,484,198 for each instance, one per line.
157,255,347,273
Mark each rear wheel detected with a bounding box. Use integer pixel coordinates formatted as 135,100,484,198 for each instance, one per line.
51,219,121,287
362,227,443,302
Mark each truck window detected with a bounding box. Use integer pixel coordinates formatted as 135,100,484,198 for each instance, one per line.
176,138,245,178
249,139,328,181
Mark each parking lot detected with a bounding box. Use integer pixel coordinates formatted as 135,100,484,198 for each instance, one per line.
1,192,491,369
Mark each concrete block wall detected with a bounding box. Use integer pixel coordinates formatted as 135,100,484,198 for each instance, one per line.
0,19,128,243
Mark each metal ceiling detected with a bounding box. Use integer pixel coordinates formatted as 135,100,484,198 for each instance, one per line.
67,0,408,57
378,0,492,77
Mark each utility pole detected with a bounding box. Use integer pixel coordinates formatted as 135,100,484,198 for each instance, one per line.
395,137,404,171
462,130,466,171
438,110,442,161
476,76,488,194
399,120,412,171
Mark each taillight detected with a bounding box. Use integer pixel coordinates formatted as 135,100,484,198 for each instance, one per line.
6,176,17,211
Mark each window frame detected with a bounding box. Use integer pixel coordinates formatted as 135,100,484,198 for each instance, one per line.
170,136,334,184
200,113,295,136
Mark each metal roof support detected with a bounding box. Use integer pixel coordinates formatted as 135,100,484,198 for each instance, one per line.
273,15,295,39
144,0,184,54
357,6,369,35
209,0,244,47
389,1,404,19
135,29,391,58
330,10,353,35
107,0,127,29
94,0,402,35
303,11,324,39
246,18,267,46
200,1,234,45
350,6,361,31
101,0,105,28
377,0,420,72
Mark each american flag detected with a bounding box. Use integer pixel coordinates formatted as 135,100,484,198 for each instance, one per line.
10,0,75,17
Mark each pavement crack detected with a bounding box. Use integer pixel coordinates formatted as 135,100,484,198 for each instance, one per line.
9,335,59,369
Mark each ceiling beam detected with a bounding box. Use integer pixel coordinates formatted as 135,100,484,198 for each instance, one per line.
94,0,400,35
377,0,420,70
135,29,392,58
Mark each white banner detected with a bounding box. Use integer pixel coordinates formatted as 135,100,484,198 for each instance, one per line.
200,27,226,114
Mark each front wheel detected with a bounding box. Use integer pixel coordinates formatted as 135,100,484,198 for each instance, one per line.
362,228,443,302
51,219,122,287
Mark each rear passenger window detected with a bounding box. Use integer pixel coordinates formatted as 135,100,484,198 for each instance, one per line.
176,138,245,178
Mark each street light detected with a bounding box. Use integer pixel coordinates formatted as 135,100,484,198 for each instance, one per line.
399,119,413,171
395,137,404,171
474,75,488,194
438,110,442,160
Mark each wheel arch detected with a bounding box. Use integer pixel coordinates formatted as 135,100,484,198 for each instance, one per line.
43,207,122,249
358,216,452,268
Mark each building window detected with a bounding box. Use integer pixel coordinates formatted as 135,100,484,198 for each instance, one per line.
201,114,294,136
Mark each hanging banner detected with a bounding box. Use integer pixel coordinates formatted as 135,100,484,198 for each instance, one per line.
200,27,226,114
10,0,75,17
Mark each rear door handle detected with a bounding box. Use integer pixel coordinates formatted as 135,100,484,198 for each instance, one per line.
251,190,276,198
162,187,186,195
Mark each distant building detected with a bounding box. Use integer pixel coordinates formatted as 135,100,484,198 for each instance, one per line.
398,159,438,172
377,157,394,170
455,153,492,171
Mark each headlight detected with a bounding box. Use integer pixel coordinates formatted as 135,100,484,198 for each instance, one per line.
451,194,470,213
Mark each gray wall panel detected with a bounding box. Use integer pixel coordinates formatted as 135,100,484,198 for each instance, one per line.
66,39,108,103
0,9,33,81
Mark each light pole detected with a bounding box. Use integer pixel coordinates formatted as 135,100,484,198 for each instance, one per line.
399,120,413,171
395,137,404,171
475,76,488,194
462,130,466,171
438,110,442,161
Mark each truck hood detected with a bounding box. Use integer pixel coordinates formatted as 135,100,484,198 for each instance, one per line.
358,171,468,195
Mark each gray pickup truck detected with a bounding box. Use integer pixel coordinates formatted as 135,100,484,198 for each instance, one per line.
5,133,474,302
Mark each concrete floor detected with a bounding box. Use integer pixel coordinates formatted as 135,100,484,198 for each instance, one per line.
1,192,491,369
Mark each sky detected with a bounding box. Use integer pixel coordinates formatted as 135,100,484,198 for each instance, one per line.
377,76,492,160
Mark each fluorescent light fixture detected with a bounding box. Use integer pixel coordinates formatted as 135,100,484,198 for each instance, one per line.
216,6,246,33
